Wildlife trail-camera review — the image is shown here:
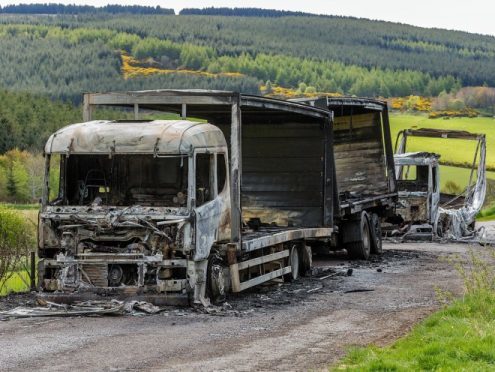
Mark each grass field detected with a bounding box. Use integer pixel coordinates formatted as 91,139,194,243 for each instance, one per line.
338,291,495,371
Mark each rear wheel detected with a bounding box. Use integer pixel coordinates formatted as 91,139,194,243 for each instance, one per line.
370,213,383,255
345,211,371,260
300,245,312,276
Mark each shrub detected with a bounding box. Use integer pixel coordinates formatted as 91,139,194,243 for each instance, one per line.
0,206,35,293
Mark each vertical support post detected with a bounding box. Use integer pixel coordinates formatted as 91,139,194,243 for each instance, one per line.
323,113,335,226
82,93,92,121
181,103,187,119
230,94,242,245
381,106,397,193
30,251,36,291
134,103,139,120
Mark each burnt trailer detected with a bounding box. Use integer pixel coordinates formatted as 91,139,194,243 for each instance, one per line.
38,90,392,305
291,96,398,258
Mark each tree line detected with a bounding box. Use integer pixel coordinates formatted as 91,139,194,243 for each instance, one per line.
179,7,321,17
0,4,174,15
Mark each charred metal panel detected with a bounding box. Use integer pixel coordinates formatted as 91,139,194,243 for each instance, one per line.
194,197,227,261
333,113,388,196
241,122,325,227
396,196,429,222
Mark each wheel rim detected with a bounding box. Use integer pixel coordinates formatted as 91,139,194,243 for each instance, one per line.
290,248,299,280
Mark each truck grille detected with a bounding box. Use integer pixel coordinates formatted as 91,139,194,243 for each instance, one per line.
81,264,108,287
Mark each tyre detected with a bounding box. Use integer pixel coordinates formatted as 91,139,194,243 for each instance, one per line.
370,213,383,255
206,253,226,305
284,245,300,281
299,245,312,277
345,211,371,260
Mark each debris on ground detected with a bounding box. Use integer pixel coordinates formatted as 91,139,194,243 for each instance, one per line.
0,299,167,320
0,249,435,320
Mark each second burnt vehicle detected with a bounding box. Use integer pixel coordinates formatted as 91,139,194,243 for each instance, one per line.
38,90,396,306
292,96,398,258
393,128,486,240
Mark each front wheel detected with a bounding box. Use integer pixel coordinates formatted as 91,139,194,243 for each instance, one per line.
206,253,226,305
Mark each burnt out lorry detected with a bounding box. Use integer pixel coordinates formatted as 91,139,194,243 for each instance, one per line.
394,128,486,240
292,96,398,256
38,90,396,306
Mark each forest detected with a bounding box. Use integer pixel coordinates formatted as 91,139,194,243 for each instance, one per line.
0,12,494,102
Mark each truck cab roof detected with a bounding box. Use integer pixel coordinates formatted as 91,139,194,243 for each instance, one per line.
44,119,227,155
394,152,440,166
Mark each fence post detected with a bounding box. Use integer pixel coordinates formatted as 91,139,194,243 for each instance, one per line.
30,251,36,291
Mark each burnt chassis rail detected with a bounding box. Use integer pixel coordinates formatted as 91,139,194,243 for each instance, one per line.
39,90,335,304
395,128,487,239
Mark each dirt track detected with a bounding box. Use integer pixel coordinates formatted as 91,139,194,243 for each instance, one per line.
0,242,477,371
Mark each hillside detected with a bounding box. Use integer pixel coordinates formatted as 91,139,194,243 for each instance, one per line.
0,11,494,102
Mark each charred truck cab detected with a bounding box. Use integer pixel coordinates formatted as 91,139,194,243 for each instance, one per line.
39,90,334,305
40,120,230,304
394,152,440,239
393,128,486,240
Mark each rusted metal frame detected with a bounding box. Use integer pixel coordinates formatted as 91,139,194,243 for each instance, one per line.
323,113,335,226
230,93,242,246
83,91,234,121
241,227,333,252
237,266,291,292
381,106,398,193
82,94,93,122
402,128,483,140
326,97,388,111
86,92,233,106
237,250,289,270
466,137,481,197
339,193,398,209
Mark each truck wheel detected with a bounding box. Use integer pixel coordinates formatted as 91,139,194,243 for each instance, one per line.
370,213,383,255
206,253,226,305
284,245,300,282
299,245,312,277
345,211,371,260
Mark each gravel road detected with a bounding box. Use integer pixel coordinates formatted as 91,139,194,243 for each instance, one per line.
0,242,481,371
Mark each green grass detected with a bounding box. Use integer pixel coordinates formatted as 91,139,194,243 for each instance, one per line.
337,291,495,371
390,113,495,170
0,271,30,296
0,203,39,210
439,165,495,192
478,205,495,221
